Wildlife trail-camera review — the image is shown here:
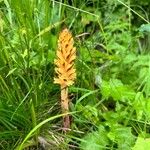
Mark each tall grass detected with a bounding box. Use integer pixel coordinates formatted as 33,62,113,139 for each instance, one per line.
0,0,63,148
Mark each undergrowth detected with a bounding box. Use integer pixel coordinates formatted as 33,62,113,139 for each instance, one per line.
0,0,150,150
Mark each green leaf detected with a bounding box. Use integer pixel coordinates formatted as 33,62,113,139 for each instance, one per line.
76,90,99,106
101,79,135,101
132,137,150,150
133,92,145,120
6,68,17,77
144,98,150,119
139,24,150,33
82,105,99,124
108,125,135,150
123,53,137,64
80,125,109,150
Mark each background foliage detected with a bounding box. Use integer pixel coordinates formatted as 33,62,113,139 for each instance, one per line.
0,0,150,149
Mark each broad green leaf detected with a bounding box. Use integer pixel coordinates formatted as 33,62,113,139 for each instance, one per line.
101,79,135,101
80,125,109,150
132,137,150,150
108,125,135,150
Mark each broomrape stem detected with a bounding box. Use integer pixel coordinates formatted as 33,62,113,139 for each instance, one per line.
61,85,70,129
54,28,76,130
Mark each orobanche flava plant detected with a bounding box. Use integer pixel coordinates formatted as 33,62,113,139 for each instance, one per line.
54,28,76,129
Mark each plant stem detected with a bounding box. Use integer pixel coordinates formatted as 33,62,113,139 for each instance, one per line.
61,85,70,130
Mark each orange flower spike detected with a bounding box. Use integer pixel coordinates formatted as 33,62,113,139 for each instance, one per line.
54,28,76,130
54,28,76,87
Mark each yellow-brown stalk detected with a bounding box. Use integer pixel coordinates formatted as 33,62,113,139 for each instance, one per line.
54,28,76,129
